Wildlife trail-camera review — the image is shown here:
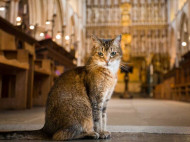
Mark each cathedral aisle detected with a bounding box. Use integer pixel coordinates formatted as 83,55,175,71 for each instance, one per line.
0,99,190,127
0,99,190,141
0,99,190,128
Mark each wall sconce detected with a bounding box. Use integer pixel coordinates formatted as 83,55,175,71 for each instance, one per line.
65,35,70,40
182,42,187,47
16,16,21,22
46,20,51,25
0,6,5,11
16,16,22,26
29,25,35,30
40,32,44,37
56,32,61,39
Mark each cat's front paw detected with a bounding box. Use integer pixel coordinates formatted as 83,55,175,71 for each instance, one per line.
99,131,111,139
85,132,99,139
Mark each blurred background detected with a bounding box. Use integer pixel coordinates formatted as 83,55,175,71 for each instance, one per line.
0,0,189,111
0,1,190,137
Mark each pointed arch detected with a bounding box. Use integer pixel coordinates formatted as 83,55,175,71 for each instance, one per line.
57,0,64,26
178,12,189,56
169,27,176,68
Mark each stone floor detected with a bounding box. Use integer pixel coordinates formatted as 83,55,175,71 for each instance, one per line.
107,99,190,126
1,99,190,126
0,99,190,142
1,133,190,142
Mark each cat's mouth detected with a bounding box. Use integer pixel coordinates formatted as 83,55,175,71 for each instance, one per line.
105,63,110,66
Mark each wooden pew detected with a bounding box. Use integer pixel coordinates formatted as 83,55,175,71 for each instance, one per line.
33,59,54,106
0,50,30,109
173,52,190,102
0,17,36,109
154,51,190,102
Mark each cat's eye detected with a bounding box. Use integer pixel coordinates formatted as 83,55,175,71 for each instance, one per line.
110,52,116,57
98,52,103,57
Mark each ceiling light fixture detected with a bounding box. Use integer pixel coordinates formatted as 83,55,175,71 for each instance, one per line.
182,42,187,47
65,35,70,40
46,20,51,25
40,33,44,37
16,16,21,22
0,6,5,11
29,25,35,30
56,33,61,39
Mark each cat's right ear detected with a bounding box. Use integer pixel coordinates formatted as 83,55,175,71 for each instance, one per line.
91,35,100,48
91,34,99,42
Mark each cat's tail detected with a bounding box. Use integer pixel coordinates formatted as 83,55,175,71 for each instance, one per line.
0,129,50,140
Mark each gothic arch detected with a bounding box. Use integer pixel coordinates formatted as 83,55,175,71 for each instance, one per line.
51,0,65,44
70,14,75,34
178,12,189,56
57,0,64,25
54,0,63,33
69,14,77,47
18,0,29,26
39,0,46,26
169,27,176,68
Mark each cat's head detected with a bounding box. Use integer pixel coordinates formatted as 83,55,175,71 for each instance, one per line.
87,35,122,73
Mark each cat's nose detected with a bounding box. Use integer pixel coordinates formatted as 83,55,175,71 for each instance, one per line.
105,60,109,65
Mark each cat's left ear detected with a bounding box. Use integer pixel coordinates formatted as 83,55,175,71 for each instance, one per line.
91,34,101,48
91,34,100,43
113,35,122,46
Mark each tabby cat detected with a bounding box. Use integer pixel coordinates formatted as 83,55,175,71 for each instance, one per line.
0,35,122,140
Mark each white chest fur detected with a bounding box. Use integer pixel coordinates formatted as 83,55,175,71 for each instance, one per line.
107,60,120,75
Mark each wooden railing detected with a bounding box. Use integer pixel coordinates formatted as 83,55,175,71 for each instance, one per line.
0,17,76,110
154,52,190,102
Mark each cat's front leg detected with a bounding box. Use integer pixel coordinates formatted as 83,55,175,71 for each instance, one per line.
99,99,111,139
92,101,103,133
88,87,110,138
102,100,108,131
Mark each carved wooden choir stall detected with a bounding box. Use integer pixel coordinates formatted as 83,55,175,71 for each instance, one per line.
154,51,190,102
0,17,76,110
